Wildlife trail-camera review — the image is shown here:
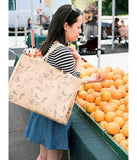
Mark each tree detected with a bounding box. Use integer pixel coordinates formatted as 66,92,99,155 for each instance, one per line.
102,0,128,15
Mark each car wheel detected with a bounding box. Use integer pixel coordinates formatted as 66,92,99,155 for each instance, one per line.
101,27,108,39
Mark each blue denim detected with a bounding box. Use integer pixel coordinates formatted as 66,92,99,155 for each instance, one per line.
24,112,71,150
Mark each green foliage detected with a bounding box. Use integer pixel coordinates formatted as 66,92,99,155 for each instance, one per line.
102,0,128,16
71,0,95,11
102,0,112,15
71,0,128,16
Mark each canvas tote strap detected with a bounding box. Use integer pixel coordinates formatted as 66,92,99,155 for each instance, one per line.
41,43,63,62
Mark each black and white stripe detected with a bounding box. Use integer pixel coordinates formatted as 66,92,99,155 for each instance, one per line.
47,44,76,77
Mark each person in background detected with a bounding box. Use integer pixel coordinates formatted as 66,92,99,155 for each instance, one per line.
120,20,125,27
120,20,128,40
83,2,98,40
109,17,122,45
27,17,32,30
34,6,50,29
24,4,105,160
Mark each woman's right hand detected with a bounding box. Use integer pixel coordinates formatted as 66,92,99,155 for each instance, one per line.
68,46,81,61
68,46,81,72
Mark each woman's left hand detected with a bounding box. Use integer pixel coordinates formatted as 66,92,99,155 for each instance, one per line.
81,73,106,84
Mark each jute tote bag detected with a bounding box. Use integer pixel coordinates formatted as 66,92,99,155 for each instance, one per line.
9,43,81,125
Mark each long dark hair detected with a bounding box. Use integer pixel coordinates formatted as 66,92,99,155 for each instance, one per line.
40,4,81,56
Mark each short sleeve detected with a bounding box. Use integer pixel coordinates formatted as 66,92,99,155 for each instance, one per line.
53,46,76,76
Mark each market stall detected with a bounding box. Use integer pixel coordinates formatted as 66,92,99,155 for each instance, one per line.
70,104,127,160
26,33,47,48
71,52,128,160
13,51,128,160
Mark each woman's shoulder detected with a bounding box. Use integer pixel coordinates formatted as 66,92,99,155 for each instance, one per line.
54,43,70,52
53,43,72,57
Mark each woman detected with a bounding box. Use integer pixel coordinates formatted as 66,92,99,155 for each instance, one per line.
24,5,104,160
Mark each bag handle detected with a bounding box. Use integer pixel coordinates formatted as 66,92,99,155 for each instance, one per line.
41,42,63,62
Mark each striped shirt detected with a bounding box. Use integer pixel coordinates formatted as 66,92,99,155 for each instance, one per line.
46,43,76,77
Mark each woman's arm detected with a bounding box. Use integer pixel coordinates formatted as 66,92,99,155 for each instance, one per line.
68,46,81,73
68,46,106,83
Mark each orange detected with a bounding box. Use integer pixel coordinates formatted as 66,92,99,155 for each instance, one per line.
81,62,94,69
97,68,107,80
75,97,83,104
119,98,125,105
122,123,128,137
82,75,90,80
124,73,128,76
100,90,111,102
94,109,105,122
105,111,116,122
110,99,121,107
125,120,128,125
104,66,113,73
95,96,101,106
110,101,119,111
113,74,122,81
90,112,95,119
120,140,128,152
118,104,126,112
125,83,128,92
99,101,108,111
113,116,125,128
78,90,88,100
109,85,116,93
111,89,122,100
86,103,96,113
103,103,116,113
102,80,114,88
115,110,123,117
86,67,97,76
87,88,94,94
81,66,85,71
121,112,129,122
118,85,126,98
114,79,124,88
86,94,96,103
124,96,128,105
99,121,108,129
106,122,120,135
101,87,111,93
113,133,126,144
123,75,128,84
107,72,114,80
78,85,85,92
125,104,128,112
93,92,100,99
78,100,88,110
92,83,102,92
113,67,124,77
80,70,89,78
84,83,94,91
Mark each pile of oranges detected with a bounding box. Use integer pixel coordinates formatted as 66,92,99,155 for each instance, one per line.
76,61,129,152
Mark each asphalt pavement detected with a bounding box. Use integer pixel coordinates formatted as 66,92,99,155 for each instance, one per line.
8,36,128,160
